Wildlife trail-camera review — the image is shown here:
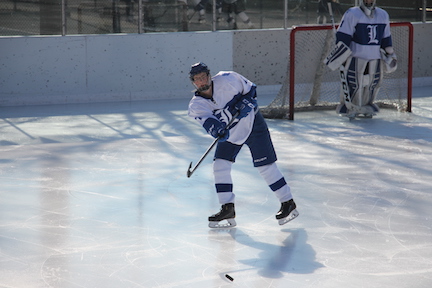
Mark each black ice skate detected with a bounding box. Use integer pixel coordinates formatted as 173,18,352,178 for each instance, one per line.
276,199,299,225
208,203,236,228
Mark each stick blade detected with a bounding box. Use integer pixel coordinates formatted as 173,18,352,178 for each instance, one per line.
186,162,193,178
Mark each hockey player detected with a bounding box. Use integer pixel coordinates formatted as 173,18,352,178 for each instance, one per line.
221,0,254,29
324,0,397,119
192,0,222,23
317,0,343,24
188,62,299,228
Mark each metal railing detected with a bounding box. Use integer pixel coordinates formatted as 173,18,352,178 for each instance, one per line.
0,0,430,36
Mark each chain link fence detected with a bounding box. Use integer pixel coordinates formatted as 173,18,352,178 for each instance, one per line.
0,0,431,36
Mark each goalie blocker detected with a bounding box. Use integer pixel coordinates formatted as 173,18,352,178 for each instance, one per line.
324,41,352,71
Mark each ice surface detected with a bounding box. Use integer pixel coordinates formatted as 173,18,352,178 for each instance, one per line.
1,88,432,288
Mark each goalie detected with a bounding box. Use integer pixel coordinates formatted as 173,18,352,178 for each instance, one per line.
324,0,397,118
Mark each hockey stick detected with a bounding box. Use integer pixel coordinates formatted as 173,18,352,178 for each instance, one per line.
310,2,337,106
188,10,197,23
327,1,336,34
187,111,240,178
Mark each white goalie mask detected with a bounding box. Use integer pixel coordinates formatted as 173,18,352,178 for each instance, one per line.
360,0,376,17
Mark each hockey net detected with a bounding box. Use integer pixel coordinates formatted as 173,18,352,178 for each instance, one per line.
261,22,413,120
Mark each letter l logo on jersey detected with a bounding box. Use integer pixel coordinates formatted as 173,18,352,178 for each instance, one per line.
367,25,379,44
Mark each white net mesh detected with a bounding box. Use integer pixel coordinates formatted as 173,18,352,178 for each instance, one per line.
261,23,413,120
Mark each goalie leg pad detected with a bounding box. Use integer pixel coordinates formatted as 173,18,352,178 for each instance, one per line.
364,59,383,108
351,57,371,109
338,56,360,113
324,41,352,71
338,57,383,117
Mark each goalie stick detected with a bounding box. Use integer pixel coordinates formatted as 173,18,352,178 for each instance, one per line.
310,2,338,106
327,1,336,34
187,111,240,178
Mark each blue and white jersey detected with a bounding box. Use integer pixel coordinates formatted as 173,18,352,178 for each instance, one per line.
336,7,392,60
188,71,256,145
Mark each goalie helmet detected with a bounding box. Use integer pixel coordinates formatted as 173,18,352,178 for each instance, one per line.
360,0,376,17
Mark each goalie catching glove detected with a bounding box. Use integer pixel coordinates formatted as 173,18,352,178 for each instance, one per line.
324,41,352,71
380,48,397,73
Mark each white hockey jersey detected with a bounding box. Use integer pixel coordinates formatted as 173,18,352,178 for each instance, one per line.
188,71,256,145
336,7,392,60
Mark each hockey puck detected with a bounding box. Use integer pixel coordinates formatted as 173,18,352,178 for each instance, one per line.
225,274,234,281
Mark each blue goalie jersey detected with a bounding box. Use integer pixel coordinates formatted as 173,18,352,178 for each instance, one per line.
336,7,392,60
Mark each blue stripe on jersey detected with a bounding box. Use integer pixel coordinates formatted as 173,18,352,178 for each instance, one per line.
336,31,353,47
216,183,233,193
381,36,392,48
269,177,287,192
225,92,243,110
352,23,386,46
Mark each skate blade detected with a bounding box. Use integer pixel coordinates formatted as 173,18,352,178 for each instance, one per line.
278,209,299,225
344,113,357,120
357,113,375,118
209,218,237,229
346,114,375,120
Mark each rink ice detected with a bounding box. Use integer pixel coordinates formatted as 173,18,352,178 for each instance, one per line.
1,89,432,288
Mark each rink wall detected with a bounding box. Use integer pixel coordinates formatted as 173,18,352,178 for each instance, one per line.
0,22,431,106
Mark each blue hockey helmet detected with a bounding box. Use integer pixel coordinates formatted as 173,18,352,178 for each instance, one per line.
189,62,210,81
